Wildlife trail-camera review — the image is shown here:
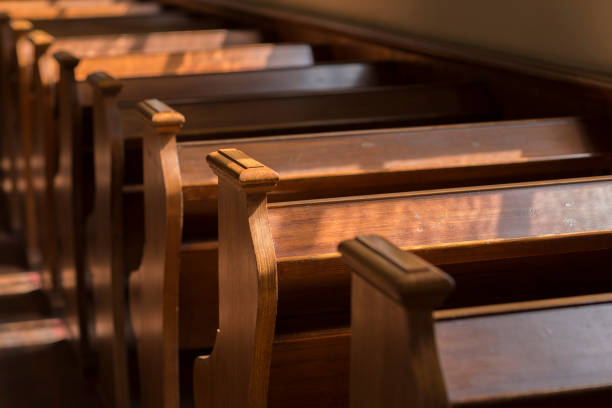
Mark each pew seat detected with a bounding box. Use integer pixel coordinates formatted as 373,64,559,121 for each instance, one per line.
343,235,612,408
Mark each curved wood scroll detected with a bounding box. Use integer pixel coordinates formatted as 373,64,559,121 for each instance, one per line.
339,235,454,408
86,72,130,408
131,99,184,408
194,149,279,408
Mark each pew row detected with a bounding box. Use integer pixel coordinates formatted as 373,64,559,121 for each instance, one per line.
135,111,608,406
30,41,314,289
194,152,612,407
342,234,612,407
0,9,231,263
51,46,320,360
89,81,496,408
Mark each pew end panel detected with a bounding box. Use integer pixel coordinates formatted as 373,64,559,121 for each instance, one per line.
132,99,185,408
340,234,453,408
194,148,279,408
86,71,131,408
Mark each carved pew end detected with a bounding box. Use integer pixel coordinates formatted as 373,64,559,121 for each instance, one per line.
340,235,454,408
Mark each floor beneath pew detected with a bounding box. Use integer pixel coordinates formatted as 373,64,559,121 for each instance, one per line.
0,231,103,408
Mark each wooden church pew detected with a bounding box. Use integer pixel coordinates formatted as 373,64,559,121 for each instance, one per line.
25,38,313,291
0,9,229,260
52,60,409,369
134,110,609,407
96,83,496,408
342,234,612,407
194,151,612,407
50,45,317,358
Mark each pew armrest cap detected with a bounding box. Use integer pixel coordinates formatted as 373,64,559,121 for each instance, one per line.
137,98,185,134
27,29,53,53
87,71,122,95
54,51,80,69
9,19,33,34
207,148,279,193
340,234,454,307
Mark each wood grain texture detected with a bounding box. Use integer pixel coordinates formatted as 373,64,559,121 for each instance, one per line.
269,176,612,259
177,117,611,206
194,149,279,408
341,235,452,408
130,99,184,408
86,73,130,408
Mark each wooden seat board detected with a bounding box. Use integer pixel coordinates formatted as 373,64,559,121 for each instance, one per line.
268,176,612,259
439,302,612,404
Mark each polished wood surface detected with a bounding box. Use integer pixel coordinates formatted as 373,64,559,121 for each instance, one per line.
269,176,612,259
341,235,452,408
342,235,612,407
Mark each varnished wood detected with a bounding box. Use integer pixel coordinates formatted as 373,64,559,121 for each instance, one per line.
86,73,130,408
129,99,185,408
340,234,453,408
200,151,612,406
343,236,612,407
194,149,279,408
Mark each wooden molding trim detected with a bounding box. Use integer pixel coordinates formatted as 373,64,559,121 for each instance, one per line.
86,71,122,96
207,148,279,192
339,234,454,307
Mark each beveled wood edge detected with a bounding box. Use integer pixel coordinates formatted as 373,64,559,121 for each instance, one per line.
26,29,53,54
435,292,612,321
137,98,185,134
339,235,454,307
86,71,122,95
206,148,279,192
269,174,612,209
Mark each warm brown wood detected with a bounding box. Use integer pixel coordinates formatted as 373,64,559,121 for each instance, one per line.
52,42,313,356
0,2,160,20
86,73,130,408
47,29,262,59
342,235,612,407
194,148,279,408
28,29,58,292
340,234,453,408
198,155,612,406
130,99,185,408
